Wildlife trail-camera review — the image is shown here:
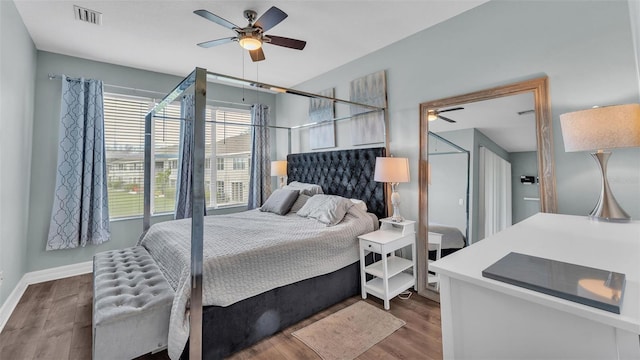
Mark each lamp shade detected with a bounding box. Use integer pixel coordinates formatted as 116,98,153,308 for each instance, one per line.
560,104,640,152
271,160,287,176
374,157,410,183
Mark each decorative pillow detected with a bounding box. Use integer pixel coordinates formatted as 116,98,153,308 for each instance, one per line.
350,199,367,212
297,194,354,226
283,181,324,196
260,189,299,215
289,194,311,213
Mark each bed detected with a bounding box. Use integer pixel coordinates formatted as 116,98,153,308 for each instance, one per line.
135,67,388,359
428,222,466,260
140,144,386,359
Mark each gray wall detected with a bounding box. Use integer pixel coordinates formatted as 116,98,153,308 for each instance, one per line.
0,0,37,306
276,0,640,226
511,151,540,224
26,51,276,272
428,153,468,234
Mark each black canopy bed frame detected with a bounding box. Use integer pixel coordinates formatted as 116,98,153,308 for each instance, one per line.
143,68,388,359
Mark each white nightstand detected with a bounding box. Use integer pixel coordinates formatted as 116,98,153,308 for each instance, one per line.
358,218,417,310
427,232,443,291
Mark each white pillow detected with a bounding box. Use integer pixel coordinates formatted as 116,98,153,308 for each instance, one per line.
283,181,324,196
297,194,354,226
350,199,367,212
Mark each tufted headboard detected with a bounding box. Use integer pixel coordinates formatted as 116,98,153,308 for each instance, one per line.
286,147,387,220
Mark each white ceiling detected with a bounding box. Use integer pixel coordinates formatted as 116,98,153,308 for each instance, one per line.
14,0,487,88
429,92,537,152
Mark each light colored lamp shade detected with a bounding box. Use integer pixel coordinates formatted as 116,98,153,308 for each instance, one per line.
374,157,410,222
560,104,640,152
270,160,288,176
374,157,410,183
559,103,640,222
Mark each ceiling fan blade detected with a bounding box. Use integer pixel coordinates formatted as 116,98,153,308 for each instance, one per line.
249,48,266,62
438,107,464,114
197,37,236,48
267,35,306,50
254,6,287,32
194,9,239,30
439,115,457,123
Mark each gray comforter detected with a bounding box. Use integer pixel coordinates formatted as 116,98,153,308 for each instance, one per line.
138,206,375,359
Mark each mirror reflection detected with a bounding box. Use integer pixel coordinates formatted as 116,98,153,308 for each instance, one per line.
426,92,540,291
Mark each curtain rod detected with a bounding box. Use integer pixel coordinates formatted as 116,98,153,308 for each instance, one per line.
48,73,252,108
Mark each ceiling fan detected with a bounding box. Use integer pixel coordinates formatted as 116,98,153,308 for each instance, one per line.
427,107,464,123
194,6,306,62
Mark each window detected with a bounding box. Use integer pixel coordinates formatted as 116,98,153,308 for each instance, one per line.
231,182,244,203
105,96,252,218
206,108,251,208
216,181,225,203
233,157,246,170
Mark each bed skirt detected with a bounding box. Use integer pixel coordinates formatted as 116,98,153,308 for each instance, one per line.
180,260,362,359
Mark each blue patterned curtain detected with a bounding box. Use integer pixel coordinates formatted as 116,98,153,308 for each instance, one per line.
247,104,271,209
47,76,110,250
175,95,207,219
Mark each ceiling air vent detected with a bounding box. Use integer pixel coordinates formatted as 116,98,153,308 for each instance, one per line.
74,5,102,25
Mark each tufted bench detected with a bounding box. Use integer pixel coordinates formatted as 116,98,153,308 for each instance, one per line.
93,246,174,360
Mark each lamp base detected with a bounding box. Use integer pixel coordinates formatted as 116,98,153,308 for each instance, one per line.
589,152,630,222
390,184,403,222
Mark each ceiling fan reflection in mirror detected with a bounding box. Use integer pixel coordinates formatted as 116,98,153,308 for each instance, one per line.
427,107,464,123
194,6,307,62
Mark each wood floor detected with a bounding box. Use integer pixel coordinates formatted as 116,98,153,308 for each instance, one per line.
0,274,442,359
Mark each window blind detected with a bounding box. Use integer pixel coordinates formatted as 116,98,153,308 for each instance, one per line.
104,95,252,218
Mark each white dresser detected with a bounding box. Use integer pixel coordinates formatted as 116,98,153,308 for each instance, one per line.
431,213,640,359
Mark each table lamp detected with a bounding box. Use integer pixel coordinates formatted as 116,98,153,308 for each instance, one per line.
560,104,640,222
271,160,287,188
374,157,410,222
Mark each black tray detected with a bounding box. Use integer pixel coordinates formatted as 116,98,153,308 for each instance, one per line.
482,252,625,314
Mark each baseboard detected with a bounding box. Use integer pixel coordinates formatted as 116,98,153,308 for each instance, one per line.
0,261,92,333
23,261,92,285
0,275,28,334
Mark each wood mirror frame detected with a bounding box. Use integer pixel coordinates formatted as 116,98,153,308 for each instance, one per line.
416,76,558,300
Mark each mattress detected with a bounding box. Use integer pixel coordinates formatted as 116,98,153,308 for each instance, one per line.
429,223,466,249
138,206,375,359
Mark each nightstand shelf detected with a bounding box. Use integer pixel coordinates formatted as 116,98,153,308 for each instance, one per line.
358,218,416,310
365,273,415,300
365,256,413,279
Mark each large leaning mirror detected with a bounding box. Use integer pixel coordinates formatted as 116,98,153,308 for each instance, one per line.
416,77,558,301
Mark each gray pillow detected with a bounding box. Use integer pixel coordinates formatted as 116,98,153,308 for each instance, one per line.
297,194,354,226
289,194,311,213
283,181,324,196
260,189,299,215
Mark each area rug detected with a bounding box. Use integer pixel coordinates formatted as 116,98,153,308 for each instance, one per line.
292,301,406,360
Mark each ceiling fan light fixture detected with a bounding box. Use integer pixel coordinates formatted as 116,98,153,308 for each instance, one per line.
427,112,438,121
239,36,262,50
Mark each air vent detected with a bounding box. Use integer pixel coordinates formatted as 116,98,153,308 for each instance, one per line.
74,5,102,25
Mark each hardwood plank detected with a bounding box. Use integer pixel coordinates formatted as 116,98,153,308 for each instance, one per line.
74,303,92,327
44,294,79,329
69,325,92,360
34,322,73,360
51,276,80,301
269,332,320,360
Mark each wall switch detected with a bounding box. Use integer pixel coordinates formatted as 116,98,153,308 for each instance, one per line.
458,198,464,206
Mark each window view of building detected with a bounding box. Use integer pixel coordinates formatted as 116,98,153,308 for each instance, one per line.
104,94,252,219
